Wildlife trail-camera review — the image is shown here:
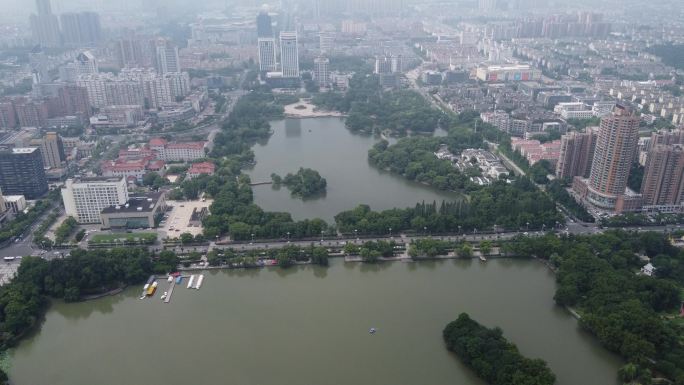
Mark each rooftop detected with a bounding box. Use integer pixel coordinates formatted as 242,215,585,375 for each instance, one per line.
101,192,164,214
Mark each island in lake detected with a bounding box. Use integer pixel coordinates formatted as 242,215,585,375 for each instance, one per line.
271,167,327,199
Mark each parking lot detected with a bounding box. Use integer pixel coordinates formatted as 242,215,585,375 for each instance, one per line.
159,199,212,239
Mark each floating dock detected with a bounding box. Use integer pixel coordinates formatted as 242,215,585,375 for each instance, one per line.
187,275,195,289
195,274,204,290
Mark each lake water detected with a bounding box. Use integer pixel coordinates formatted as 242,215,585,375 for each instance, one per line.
246,118,459,222
9,259,621,385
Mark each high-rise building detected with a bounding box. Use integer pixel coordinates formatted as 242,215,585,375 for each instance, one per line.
0,147,48,199
256,12,273,38
649,129,684,149
38,132,65,169
77,74,145,108
115,39,146,68
60,12,102,47
319,32,334,54
585,106,640,209
154,39,180,74
313,56,330,87
556,128,597,180
61,176,129,223
58,85,91,118
280,31,300,78
258,38,277,72
58,51,99,82
13,98,49,128
29,0,61,48
641,143,684,209
0,101,17,129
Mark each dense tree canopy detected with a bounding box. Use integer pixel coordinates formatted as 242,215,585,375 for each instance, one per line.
335,179,562,235
211,92,283,159
505,231,684,383
312,72,444,135
443,313,556,385
276,168,327,198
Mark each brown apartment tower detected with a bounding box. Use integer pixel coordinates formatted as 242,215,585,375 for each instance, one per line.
585,106,640,210
641,130,684,209
556,127,598,180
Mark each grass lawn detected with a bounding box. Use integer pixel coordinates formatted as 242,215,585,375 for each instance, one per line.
90,232,157,244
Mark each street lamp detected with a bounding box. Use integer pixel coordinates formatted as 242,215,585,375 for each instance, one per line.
287,232,290,243
526,222,530,231
321,230,325,243
250,233,254,245
354,229,358,241
423,226,427,237
542,224,546,232
389,227,392,238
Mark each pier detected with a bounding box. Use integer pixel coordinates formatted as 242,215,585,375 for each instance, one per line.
164,280,176,303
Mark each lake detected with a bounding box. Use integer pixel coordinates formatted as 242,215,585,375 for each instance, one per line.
9,259,621,385
246,117,459,222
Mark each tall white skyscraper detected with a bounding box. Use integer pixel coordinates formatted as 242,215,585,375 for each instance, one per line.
279,31,300,78
258,38,277,72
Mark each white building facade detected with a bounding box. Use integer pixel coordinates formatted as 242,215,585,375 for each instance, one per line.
62,177,129,223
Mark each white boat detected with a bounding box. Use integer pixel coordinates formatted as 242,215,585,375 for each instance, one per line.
167,276,173,283
187,275,195,289
195,274,204,289
161,291,168,300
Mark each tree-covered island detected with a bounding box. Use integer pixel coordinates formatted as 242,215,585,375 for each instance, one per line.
272,168,327,198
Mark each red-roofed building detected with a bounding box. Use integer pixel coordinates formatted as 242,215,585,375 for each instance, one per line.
187,162,216,179
102,157,166,182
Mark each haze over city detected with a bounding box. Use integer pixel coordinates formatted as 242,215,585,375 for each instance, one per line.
0,0,681,384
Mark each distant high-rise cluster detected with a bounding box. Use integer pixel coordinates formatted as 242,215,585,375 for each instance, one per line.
29,0,103,48
29,0,61,48
256,12,300,84
312,0,405,17
60,12,102,47
485,12,611,40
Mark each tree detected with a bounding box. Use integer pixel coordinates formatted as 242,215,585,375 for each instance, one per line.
458,243,473,258
311,247,329,266
479,240,492,256
179,232,194,245
343,243,359,255
618,363,639,383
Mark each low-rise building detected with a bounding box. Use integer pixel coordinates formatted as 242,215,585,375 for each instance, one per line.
3,195,26,214
187,162,216,179
149,138,207,162
100,192,166,229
